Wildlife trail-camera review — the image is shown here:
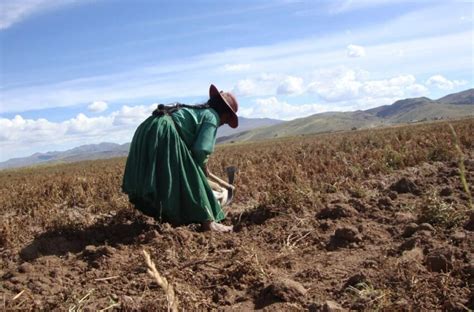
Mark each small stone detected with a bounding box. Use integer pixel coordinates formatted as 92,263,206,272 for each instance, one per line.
390,177,420,195
414,230,433,238
450,230,466,242
377,197,392,209
334,226,362,243
388,191,398,200
394,212,417,224
18,262,34,273
439,187,453,197
464,211,474,231
425,252,453,272
322,300,346,312
83,245,97,255
399,237,418,251
417,223,434,232
266,277,307,302
343,273,367,289
402,223,419,237
317,204,358,219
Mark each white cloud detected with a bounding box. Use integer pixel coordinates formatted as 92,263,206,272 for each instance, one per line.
308,67,363,101
0,0,78,30
243,97,324,120
307,67,429,101
112,104,155,126
64,113,113,135
222,63,251,72
232,79,259,96
347,44,366,58
87,101,108,113
0,105,151,161
277,76,304,95
426,74,467,90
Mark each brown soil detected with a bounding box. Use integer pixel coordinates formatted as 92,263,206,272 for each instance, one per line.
1,119,473,311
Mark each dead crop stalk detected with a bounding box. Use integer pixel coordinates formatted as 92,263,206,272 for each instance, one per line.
142,250,178,312
449,124,473,210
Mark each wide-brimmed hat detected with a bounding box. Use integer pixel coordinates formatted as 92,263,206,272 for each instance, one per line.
209,84,239,128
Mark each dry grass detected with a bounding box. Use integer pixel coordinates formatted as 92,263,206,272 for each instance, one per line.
143,249,179,312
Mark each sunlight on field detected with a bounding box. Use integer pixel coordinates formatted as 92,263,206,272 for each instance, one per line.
1,119,473,310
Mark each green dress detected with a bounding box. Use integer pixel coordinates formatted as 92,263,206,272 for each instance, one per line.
122,107,225,225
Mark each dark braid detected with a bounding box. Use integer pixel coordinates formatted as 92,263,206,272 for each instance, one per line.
152,96,230,118
152,102,210,117
206,97,227,116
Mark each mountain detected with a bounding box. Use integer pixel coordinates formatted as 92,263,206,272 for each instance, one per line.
1,89,472,170
217,116,283,137
0,117,281,170
437,89,474,105
0,142,130,170
218,88,474,144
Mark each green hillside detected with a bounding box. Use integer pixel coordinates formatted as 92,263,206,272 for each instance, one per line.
219,88,474,143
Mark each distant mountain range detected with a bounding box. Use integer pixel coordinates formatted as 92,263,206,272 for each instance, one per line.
0,143,131,170
1,88,472,170
217,88,474,143
0,117,282,170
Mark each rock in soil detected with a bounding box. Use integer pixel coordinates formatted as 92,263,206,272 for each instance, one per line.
334,226,362,243
464,211,474,231
417,223,435,232
439,187,453,197
322,300,346,312
264,277,307,302
316,204,358,219
343,272,368,289
390,177,420,195
450,230,466,242
425,251,453,272
402,223,419,237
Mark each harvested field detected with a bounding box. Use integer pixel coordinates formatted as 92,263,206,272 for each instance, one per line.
1,119,473,311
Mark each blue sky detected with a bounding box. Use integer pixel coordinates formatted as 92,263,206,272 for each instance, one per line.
0,0,473,162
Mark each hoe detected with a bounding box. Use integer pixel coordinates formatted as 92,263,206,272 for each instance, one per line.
207,166,237,207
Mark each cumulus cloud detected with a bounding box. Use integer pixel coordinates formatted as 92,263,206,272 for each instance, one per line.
232,79,259,96
243,97,324,120
112,104,155,126
308,67,427,101
426,75,467,90
87,101,108,113
65,113,113,135
308,67,362,101
0,105,151,161
277,76,304,95
347,44,366,58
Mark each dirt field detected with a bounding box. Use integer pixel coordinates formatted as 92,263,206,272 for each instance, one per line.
1,119,473,311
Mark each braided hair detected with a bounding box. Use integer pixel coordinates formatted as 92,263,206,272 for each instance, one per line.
152,95,230,119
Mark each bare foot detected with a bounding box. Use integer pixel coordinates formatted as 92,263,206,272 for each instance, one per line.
202,221,233,232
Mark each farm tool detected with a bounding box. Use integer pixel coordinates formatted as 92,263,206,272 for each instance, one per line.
207,166,237,206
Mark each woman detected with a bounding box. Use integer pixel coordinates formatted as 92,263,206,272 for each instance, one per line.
122,84,238,232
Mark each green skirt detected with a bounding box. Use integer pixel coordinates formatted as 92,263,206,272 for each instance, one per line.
122,114,225,225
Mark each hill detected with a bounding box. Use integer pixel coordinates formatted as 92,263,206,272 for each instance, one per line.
0,142,130,170
1,89,472,169
0,117,282,170
219,88,474,143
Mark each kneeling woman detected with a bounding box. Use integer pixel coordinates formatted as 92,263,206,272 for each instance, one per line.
122,84,238,232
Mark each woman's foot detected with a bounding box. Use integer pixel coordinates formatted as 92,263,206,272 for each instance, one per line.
202,221,233,232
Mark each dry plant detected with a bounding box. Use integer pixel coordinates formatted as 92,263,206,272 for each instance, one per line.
142,249,179,312
449,123,473,209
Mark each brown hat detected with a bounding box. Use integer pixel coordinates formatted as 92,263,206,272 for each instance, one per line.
209,84,239,128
